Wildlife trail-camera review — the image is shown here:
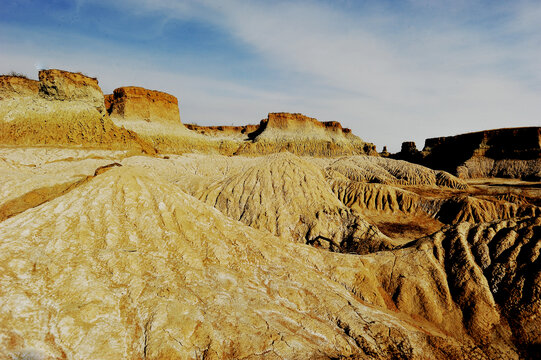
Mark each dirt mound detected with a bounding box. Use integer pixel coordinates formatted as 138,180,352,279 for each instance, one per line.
193,152,393,253
436,195,540,224
0,166,476,359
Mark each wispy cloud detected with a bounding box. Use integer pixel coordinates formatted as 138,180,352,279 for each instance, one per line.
1,0,540,151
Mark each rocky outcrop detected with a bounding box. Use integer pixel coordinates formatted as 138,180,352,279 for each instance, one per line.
38,69,106,114
327,155,468,188
235,112,377,156
107,86,182,125
0,69,155,153
394,128,541,181
0,76,39,98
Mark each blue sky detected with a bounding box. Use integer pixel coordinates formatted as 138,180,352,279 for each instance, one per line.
1,0,540,151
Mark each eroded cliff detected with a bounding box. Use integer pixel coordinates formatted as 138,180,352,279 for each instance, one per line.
0,70,155,153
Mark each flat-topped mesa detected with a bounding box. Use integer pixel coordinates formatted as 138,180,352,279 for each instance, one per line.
107,86,182,126
257,113,358,140
38,69,105,113
0,76,39,99
423,127,541,160
264,112,320,130
393,127,541,180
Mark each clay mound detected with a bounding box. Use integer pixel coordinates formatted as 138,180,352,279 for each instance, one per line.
0,70,155,153
328,155,468,189
0,166,473,359
330,179,425,215
235,112,378,157
0,148,130,222
193,152,393,253
328,175,538,242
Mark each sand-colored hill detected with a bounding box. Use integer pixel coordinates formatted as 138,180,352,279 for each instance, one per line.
0,164,482,360
0,149,538,358
191,152,394,253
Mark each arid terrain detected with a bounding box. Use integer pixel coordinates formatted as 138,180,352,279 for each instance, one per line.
0,70,539,359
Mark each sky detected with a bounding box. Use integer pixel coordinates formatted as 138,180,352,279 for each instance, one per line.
1,0,539,152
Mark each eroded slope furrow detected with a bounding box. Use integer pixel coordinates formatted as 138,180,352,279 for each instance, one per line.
328,155,468,189
355,216,540,359
0,166,475,360
193,152,394,254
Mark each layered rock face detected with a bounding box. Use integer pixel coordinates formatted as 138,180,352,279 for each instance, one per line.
107,86,182,125
235,112,377,156
395,128,541,180
0,70,155,153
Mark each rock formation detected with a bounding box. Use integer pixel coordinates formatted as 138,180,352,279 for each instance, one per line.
235,113,377,157
394,128,541,181
106,86,182,125
192,152,393,254
1,67,540,359
0,70,155,153
185,123,259,138
0,75,39,98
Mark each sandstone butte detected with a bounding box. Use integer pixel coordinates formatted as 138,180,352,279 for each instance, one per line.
0,68,540,359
